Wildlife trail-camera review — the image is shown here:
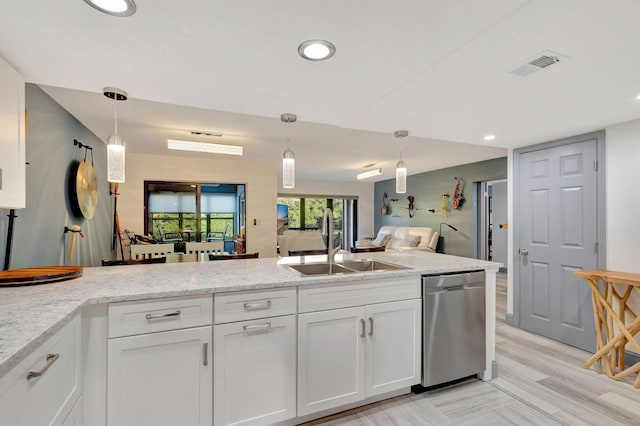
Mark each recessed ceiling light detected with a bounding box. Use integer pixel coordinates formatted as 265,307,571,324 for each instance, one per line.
357,168,383,180
483,134,496,141
636,94,640,100
168,139,243,156
83,0,136,17
298,40,336,61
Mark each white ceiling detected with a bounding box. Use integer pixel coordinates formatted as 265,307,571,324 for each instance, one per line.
2,0,640,182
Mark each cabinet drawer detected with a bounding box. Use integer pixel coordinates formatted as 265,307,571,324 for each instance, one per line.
298,277,420,313
214,288,296,324
0,315,81,426
109,295,213,338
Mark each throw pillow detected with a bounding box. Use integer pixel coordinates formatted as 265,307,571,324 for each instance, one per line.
406,235,421,247
371,233,391,248
390,235,421,250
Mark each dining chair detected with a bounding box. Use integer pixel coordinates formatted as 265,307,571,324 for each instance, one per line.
166,253,198,263
209,252,259,260
156,225,183,243
101,257,167,266
206,225,229,242
130,243,175,259
185,241,225,257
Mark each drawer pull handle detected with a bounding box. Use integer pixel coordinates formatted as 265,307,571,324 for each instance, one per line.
360,319,366,338
27,353,60,380
243,322,272,332
203,342,209,366
368,317,374,336
243,300,272,311
145,310,181,320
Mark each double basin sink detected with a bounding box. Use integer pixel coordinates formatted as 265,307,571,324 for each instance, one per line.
287,259,408,276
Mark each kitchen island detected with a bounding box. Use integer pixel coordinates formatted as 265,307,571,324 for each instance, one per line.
0,251,500,425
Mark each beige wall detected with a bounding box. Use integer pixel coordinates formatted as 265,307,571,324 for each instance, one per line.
278,178,375,239
118,153,278,258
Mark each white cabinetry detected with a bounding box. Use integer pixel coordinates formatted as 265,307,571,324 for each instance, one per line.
214,288,297,426
297,278,421,416
0,315,81,426
62,397,83,426
107,295,212,426
0,56,26,209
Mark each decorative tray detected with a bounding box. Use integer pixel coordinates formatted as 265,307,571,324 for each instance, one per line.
0,266,83,287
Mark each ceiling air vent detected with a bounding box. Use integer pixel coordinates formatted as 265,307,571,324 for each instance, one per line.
508,50,568,77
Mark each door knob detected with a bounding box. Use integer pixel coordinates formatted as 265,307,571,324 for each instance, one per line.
519,248,528,256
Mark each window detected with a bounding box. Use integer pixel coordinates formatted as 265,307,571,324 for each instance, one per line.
145,182,245,246
277,196,357,249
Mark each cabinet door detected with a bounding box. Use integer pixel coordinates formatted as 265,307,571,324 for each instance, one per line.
298,306,365,416
214,315,296,426
365,299,421,397
0,56,25,209
61,397,82,426
107,326,212,426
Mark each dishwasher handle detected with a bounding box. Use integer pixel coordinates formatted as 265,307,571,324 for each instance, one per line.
443,285,465,292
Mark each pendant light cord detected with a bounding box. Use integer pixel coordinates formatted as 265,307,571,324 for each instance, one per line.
113,97,118,135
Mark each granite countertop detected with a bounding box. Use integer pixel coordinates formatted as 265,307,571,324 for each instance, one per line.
0,251,499,379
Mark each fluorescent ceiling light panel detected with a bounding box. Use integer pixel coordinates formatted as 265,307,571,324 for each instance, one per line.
167,139,243,156
357,168,383,180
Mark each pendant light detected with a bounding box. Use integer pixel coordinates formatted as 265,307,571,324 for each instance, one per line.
104,87,127,183
281,113,297,189
394,130,408,194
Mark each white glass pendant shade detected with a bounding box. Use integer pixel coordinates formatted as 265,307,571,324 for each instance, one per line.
396,159,407,194
83,0,136,16
282,149,295,189
107,134,125,183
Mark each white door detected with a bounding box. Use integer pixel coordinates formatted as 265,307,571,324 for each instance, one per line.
214,315,296,426
518,138,599,352
365,299,422,397
297,307,365,416
107,326,212,426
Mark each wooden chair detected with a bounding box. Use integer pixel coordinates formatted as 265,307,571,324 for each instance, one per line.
130,243,175,260
185,241,224,256
209,252,259,260
350,246,385,253
166,253,198,263
102,257,167,266
288,249,328,256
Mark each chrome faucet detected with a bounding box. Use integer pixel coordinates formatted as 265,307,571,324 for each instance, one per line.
322,208,340,270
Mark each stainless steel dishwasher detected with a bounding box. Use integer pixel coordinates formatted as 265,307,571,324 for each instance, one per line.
422,270,485,387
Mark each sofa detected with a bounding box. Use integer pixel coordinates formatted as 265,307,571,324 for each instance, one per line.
355,226,439,252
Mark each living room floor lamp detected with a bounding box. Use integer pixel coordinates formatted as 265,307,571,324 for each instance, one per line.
437,222,458,253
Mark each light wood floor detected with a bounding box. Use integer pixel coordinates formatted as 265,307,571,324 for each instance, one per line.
304,273,640,425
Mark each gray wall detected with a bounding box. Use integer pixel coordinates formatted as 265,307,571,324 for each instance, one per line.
0,84,112,269
374,157,507,258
